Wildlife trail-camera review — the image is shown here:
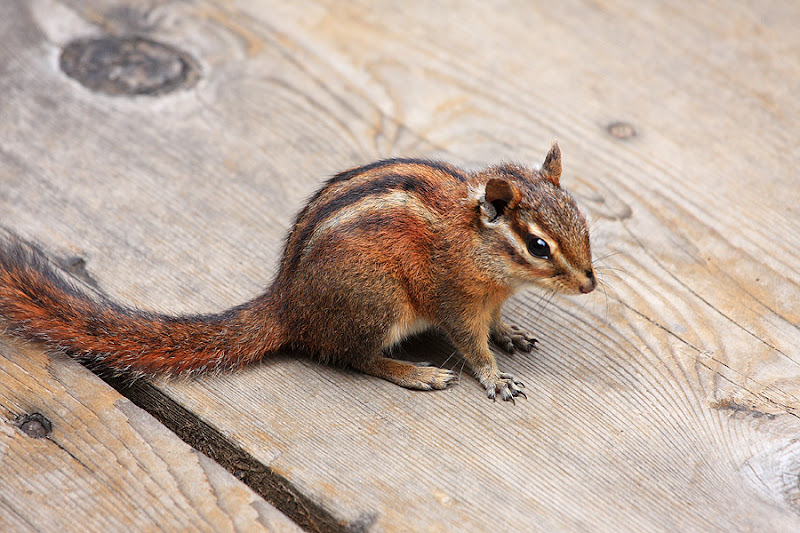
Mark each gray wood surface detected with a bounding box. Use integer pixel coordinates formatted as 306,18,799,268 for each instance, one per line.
2,0,800,531
0,336,301,532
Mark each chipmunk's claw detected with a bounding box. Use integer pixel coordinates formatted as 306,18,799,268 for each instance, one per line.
491,323,538,354
484,372,526,403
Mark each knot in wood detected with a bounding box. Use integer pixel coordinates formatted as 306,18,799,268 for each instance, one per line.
606,121,637,140
60,36,200,96
18,412,52,438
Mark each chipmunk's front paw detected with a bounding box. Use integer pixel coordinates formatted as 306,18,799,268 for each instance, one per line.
483,372,526,403
490,323,538,354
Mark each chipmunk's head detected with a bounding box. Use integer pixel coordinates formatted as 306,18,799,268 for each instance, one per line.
473,142,596,295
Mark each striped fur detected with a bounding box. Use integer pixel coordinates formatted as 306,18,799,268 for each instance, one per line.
0,149,595,399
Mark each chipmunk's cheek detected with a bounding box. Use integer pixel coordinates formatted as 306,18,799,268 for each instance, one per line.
520,264,553,285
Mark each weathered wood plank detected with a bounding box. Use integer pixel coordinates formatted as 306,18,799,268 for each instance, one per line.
0,336,301,532
2,0,800,531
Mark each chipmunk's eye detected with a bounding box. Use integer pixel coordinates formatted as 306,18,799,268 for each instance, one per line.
526,236,551,259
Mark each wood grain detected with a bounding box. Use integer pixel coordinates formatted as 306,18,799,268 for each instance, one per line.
0,336,301,532
2,0,800,531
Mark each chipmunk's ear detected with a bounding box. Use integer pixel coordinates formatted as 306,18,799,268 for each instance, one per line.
541,141,561,187
480,178,520,222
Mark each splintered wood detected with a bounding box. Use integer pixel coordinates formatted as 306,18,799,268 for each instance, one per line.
1,0,800,532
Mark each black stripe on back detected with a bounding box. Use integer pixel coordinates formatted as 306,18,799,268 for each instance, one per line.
298,159,463,223
285,172,435,271
330,158,467,185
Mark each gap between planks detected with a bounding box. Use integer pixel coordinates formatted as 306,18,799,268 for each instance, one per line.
99,374,350,533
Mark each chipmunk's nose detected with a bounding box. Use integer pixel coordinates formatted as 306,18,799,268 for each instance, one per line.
579,269,597,294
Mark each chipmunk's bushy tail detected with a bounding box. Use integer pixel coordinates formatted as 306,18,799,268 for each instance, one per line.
0,241,286,375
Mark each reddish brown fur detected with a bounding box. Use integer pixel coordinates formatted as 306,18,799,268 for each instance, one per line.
0,147,595,400
0,242,286,375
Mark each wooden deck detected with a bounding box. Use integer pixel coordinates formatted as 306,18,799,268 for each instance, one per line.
2,0,800,531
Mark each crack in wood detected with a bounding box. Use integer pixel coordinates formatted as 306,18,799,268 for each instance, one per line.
100,375,351,533
12,234,353,533
623,220,795,363
49,437,94,473
611,292,800,419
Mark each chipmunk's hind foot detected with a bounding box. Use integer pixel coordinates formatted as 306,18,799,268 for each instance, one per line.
356,357,456,391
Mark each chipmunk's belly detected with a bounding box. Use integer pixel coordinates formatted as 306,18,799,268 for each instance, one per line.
382,316,432,349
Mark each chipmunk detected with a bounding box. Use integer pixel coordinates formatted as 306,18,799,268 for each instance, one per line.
0,143,595,402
